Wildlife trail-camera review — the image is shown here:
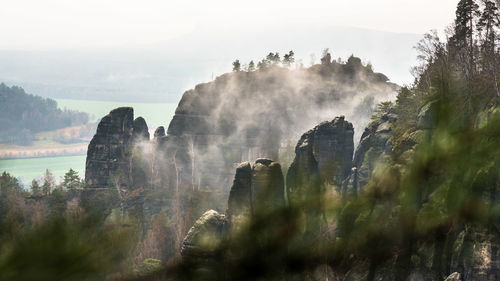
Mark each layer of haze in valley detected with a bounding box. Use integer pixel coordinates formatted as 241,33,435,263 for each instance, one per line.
0,24,424,184
0,24,422,104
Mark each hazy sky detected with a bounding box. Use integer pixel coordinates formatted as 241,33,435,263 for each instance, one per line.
1,0,458,50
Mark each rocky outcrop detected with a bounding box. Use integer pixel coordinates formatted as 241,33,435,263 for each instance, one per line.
154,126,165,138
132,117,150,141
85,107,153,190
161,61,397,194
182,158,286,260
85,107,134,188
227,159,285,221
343,109,396,195
444,272,461,281
226,162,253,221
251,159,286,212
82,61,400,275
181,210,228,259
285,117,354,239
287,116,354,204
151,135,194,193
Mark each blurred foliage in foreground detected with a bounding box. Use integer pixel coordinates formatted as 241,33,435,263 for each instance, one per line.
0,215,133,281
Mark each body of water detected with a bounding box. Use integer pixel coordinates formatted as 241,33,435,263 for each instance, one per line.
1,99,179,185
0,155,86,185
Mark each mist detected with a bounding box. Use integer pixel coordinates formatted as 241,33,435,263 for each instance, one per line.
135,54,399,198
0,24,417,103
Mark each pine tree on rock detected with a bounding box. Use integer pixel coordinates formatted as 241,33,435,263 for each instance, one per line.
232,60,241,72
451,0,481,77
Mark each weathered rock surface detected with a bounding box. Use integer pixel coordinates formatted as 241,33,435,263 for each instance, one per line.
162,62,397,194
226,162,253,221
181,210,228,259
85,107,134,188
287,116,354,204
182,158,286,261
152,135,194,193
444,272,461,281
343,110,396,195
132,117,150,141
285,117,354,240
154,126,166,138
85,107,153,190
251,159,286,213
227,159,285,221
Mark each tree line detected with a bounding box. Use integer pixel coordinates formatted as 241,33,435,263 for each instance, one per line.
232,50,296,72
0,83,89,145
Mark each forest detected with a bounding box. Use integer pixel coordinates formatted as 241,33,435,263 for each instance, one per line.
0,83,89,145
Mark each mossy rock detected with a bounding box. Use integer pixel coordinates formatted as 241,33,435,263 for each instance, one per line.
181,210,228,259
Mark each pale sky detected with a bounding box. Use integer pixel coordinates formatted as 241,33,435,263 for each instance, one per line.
0,0,459,50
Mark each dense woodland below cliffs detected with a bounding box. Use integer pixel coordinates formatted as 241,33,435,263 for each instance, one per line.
0,83,89,145
1,1,500,280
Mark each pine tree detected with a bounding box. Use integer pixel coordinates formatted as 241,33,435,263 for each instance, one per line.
282,50,295,67
451,0,481,77
320,49,332,65
248,60,255,72
257,59,268,70
42,169,55,196
61,168,81,189
232,60,241,72
266,52,280,65
478,0,500,96
30,180,41,195
478,1,499,61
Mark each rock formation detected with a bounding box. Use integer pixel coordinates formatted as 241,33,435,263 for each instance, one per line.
132,117,150,141
85,107,152,189
161,60,396,194
154,126,165,138
226,162,253,221
85,107,135,188
343,109,396,195
182,158,286,259
285,116,354,240
250,159,285,213
286,116,354,203
181,210,228,259
227,159,285,223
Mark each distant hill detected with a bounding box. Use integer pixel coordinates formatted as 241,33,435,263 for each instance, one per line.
0,83,89,145
0,24,420,103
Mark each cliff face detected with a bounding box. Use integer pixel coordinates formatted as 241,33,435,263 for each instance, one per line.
82,98,499,279
227,159,285,221
84,60,397,238
85,107,152,190
133,117,150,141
85,107,135,188
181,158,286,259
178,109,500,280
286,116,354,203
343,109,396,195
180,116,354,267
163,60,396,193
